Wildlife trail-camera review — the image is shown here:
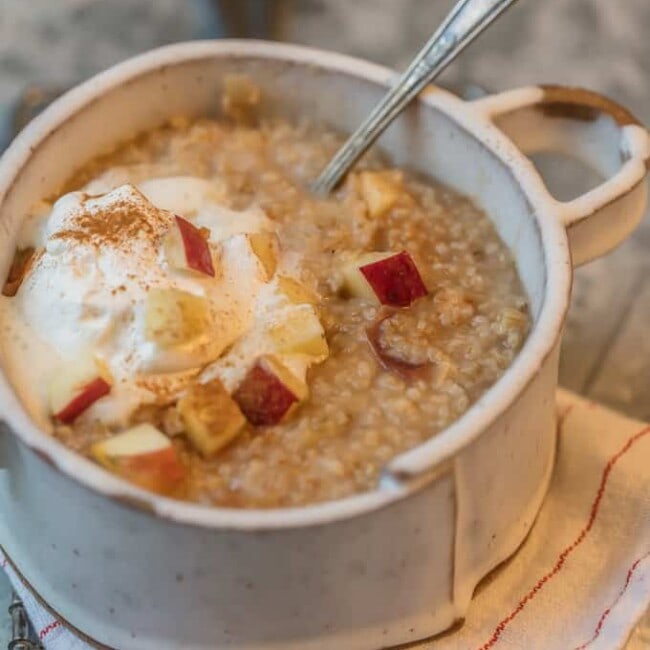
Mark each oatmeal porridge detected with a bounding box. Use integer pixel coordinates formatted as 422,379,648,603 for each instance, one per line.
0,79,529,508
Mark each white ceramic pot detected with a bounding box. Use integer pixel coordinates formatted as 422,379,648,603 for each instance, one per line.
0,42,647,650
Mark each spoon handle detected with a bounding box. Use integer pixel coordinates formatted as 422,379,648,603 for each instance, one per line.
312,0,518,195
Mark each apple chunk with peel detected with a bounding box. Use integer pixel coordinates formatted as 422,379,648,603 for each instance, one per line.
164,215,215,277
144,288,212,348
270,305,329,357
177,378,246,457
90,424,185,496
342,252,394,303
50,353,112,424
233,355,307,426
342,250,428,307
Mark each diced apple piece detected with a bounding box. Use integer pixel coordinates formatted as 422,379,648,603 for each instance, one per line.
247,231,279,280
163,223,190,270
144,288,211,348
164,215,215,276
343,250,427,307
361,251,427,307
342,252,395,302
233,355,308,426
50,353,112,424
269,305,329,357
275,275,319,305
53,378,111,424
90,423,185,496
358,170,403,218
177,378,246,458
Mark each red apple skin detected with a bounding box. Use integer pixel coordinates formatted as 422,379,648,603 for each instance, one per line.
233,362,298,426
175,215,215,277
360,250,427,307
54,377,112,424
366,318,430,381
111,448,186,496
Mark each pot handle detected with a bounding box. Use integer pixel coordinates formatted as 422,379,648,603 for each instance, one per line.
471,85,650,265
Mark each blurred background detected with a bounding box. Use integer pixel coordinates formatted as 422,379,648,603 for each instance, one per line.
0,0,648,645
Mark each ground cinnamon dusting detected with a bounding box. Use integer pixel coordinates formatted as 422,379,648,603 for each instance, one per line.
51,192,169,249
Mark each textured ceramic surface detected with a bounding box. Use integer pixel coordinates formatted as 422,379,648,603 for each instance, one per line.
0,42,647,649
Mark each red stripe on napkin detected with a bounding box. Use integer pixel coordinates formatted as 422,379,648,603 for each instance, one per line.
477,425,650,650
39,620,62,640
572,551,650,650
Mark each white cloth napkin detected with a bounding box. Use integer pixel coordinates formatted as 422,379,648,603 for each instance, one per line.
2,388,649,650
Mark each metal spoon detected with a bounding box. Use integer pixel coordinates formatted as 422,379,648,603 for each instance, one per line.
312,0,519,195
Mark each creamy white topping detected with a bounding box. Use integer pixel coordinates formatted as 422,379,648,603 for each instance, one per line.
1,175,318,429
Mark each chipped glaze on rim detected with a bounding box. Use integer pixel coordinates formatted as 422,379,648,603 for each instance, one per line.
0,40,573,530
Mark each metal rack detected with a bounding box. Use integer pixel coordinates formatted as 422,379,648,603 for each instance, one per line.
8,592,42,650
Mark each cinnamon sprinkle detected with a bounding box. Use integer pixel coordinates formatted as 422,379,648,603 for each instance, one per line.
51,186,170,249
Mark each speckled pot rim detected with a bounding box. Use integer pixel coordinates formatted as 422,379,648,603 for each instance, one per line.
0,40,573,530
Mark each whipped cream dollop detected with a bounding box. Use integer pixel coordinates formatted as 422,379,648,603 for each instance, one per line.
1,175,316,429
